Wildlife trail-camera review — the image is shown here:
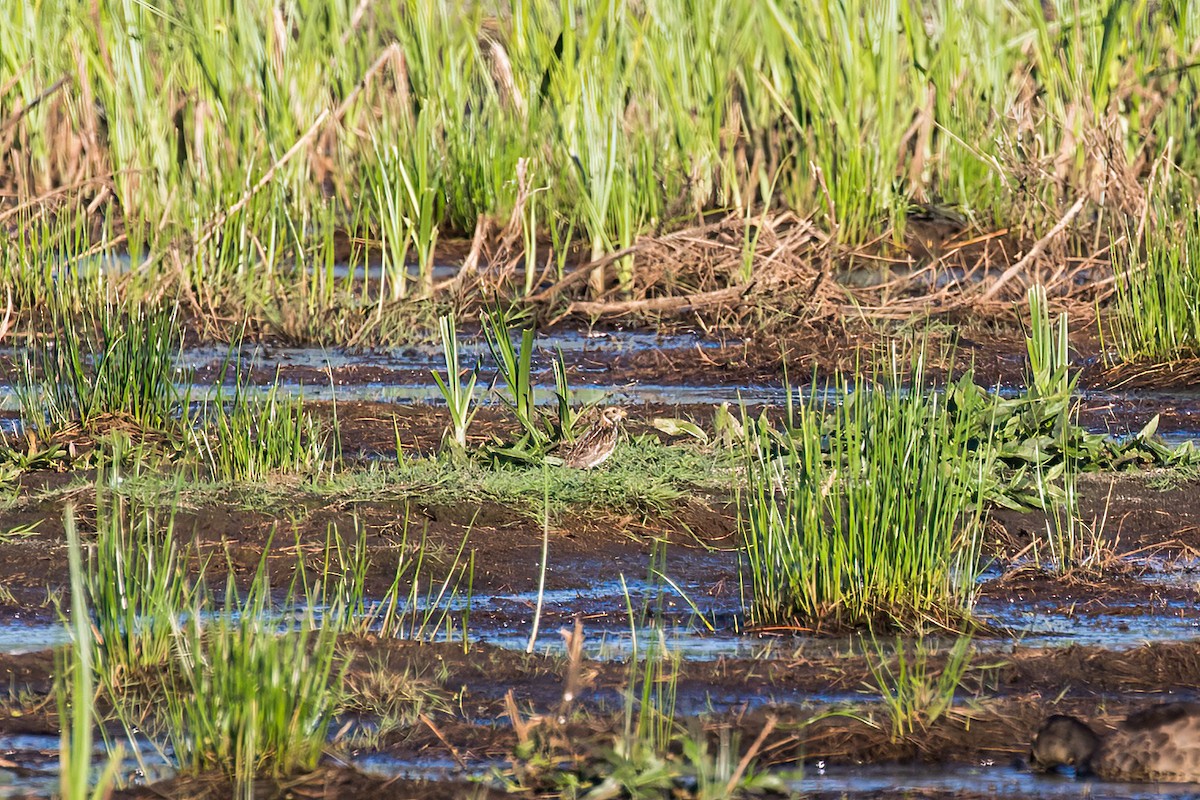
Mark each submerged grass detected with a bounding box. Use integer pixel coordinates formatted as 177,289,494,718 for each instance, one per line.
350,519,476,645
95,527,356,786
862,634,975,742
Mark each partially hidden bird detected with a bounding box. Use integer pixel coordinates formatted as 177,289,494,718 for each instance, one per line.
1030,702,1200,782
560,406,627,469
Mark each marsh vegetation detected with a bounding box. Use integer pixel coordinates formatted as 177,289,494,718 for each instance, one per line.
2,1,1200,798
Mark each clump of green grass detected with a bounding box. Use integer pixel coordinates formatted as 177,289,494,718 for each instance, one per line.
1110,206,1200,363
18,290,183,437
162,569,345,783
89,511,464,787
862,634,974,742
86,484,193,682
195,369,332,482
740,355,992,630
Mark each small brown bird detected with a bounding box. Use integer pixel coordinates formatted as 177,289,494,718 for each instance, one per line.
1030,702,1200,782
561,407,627,469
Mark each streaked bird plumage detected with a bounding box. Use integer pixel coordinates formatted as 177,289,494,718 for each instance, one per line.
561,407,626,469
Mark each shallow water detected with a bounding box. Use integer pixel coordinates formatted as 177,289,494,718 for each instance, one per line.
78,254,466,285
179,380,786,407
351,753,499,784
185,328,727,363
5,737,1197,800
0,623,68,654
299,752,1200,799
5,568,1195,661
0,733,171,799
6,335,1200,448
793,761,1200,799
978,600,1200,649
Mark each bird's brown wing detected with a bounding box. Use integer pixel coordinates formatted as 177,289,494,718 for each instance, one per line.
1122,703,1200,731
1099,706,1200,781
562,423,616,467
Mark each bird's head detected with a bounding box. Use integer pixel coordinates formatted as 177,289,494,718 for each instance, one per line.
1030,714,1099,774
601,407,628,426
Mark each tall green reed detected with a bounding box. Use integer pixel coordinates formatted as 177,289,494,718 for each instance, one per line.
432,313,479,450
368,112,450,304
1025,285,1075,401
1025,285,1110,574
58,505,122,800
482,305,543,443
1110,207,1200,363
5,0,1200,309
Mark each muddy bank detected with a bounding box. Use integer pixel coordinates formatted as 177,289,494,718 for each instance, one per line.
8,312,1200,411
316,638,1200,784
0,448,1197,643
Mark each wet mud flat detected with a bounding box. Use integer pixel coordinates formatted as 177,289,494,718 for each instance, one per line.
1,483,1199,796
2,633,1199,798
2,334,1200,797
